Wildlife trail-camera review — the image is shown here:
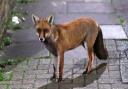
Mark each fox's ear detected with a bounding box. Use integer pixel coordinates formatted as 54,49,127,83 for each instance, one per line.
32,14,39,24
47,15,54,25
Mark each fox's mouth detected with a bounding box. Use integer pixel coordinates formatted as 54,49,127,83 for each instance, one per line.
43,39,48,44
40,38,48,44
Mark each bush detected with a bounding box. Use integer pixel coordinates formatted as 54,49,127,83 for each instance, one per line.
0,68,4,81
6,21,21,30
3,36,12,46
16,0,33,4
0,43,4,50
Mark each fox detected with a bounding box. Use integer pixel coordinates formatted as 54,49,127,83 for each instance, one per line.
32,15,108,82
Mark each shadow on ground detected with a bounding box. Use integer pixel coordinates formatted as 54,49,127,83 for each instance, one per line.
39,63,107,89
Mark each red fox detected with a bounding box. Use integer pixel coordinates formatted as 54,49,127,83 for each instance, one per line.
32,15,108,82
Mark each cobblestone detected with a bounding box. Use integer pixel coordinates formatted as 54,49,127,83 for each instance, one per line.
37,64,50,70
34,79,48,88
108,58,120,65
10,84,34,89
112,84,128,89
12,72,24,80
36,74,52,79
39,58,51,64
23,74,36,79
22,79,35,84
0,41,127,89
109,65,120,71
108,51,120,59
109,71,121,79
99,84,111,89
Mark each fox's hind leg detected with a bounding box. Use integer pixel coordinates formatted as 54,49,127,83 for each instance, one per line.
83,28,98,74
83,47,94,74
83,35,96,74
82,42,87,67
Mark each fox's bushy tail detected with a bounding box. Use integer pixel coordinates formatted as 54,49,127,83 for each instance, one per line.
93,26,108,60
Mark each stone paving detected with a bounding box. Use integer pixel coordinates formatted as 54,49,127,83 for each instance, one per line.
0,0,128,89
0,40,128,89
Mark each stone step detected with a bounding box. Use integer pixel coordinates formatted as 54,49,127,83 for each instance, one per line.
101,25,127,39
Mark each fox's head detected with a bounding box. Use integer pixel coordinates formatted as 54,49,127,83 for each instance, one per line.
32,15,54,42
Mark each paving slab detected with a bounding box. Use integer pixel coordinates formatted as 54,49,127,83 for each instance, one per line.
55,13,118,25
68,2,114,13
120,51,128,83
0,45,125,89
101,25,127,39
22,0,118,26
84,0,111,2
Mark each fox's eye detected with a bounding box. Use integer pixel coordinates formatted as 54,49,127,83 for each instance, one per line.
37,28,41,33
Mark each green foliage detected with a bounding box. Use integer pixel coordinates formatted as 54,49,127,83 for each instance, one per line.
6,85,10,89
0,57,28,82
0,36,12,50
118,16,126,26
0,68,4,81
0,70,13,81
0,72,4,81
0,43,4,50
3,36,12,46
1,59,19,66
0,57,28,69
11,9,27,18
16,0,33,4
0,68,13,81
5,9,26,31
6,21,21,30
4,71,13,81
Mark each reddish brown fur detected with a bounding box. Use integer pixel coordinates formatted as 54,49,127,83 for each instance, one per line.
32,16,108,82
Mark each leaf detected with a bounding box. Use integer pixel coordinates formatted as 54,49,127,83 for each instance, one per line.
0,72,4,81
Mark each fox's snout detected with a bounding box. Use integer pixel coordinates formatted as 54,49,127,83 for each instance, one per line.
36,32,45,42
39,38,45,42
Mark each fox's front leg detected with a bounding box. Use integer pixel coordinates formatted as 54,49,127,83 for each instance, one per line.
58,51,64,82
51,55,59,81
52,51,64,82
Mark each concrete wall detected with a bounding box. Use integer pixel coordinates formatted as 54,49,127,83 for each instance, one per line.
0,0,15,41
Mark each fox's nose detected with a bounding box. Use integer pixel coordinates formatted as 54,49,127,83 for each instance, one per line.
40,38,43,42
40,38,45,42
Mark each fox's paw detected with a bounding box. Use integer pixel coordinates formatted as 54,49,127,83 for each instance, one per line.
50,74,56,80
58,77,62,83
82,71,87,75
83,68,92,75
83,68,88,75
